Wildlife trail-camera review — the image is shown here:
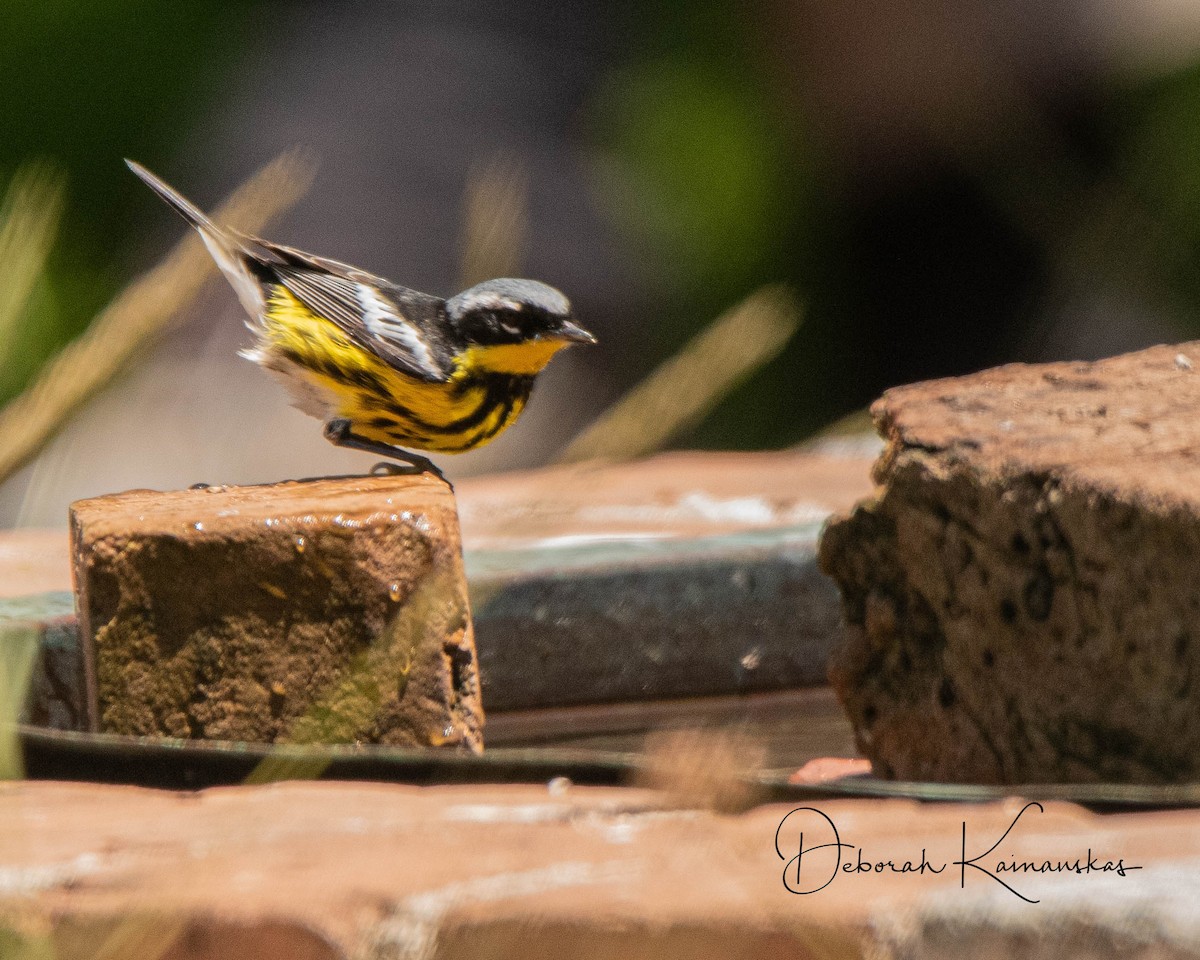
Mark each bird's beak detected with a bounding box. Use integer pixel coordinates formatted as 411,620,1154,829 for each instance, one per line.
553,319,598,345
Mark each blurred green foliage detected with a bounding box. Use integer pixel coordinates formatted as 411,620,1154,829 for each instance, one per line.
591,3,1200,448
0,0,258,406
1120,61,1200,233
597,58,800,294
589,0,816,447
0,625,37,779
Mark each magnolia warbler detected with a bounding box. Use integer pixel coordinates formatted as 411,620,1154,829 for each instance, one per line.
126,160,595,481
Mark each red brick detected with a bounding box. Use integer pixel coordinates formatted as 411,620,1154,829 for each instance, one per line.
70,474,481,749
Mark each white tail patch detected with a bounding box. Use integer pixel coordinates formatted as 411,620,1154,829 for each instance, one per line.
125,160,266,322
195,228,266,320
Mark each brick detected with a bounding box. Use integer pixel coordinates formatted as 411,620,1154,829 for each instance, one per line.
8,446,878,727
820,342,1200,783
70,475,481,749
0,780,1189,959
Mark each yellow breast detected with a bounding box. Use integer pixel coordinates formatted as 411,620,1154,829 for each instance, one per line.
257,287,540,453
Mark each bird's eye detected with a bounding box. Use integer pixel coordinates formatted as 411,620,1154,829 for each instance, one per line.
499,321,521,335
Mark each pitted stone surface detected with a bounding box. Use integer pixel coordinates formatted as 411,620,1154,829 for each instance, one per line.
821,342,1200,783
70,474,481,749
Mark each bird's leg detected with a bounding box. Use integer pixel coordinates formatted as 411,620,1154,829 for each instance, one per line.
323,418,449,485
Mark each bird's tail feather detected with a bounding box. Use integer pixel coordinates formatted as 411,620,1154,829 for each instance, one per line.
125,159,265,317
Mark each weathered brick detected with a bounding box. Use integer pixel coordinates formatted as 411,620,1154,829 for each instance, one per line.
821,341,1200,783
70,474,481,750
0,780,1185,959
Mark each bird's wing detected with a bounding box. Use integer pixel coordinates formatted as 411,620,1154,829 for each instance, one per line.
246,238,451,383
125,162,451,382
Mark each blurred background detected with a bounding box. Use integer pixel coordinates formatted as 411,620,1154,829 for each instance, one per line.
3,0,1200,525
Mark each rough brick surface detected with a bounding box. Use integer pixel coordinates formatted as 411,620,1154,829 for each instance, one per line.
70,475,481,749
820,342,1200,784
0,781,1190,959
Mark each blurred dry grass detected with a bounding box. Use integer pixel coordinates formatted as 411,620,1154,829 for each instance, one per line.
0,162,64,374
635,728,767,813
459,151,529,289
0,151,314,487
560,284,802,463
0,625,37,780
88,915,187,960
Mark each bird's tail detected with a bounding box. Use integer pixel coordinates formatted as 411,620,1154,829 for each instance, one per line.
125,159,265,317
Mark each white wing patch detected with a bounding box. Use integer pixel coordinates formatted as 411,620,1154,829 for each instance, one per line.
274,269,445,382
355,282,438,373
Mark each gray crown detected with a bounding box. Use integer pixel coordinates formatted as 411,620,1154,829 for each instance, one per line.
446,278,571,320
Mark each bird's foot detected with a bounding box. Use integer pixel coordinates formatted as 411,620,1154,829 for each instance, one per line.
324,418,451,487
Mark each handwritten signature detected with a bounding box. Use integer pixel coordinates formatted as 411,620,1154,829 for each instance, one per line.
774,803,1141,903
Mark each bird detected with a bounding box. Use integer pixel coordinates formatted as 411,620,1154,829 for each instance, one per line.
125,160,596,482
